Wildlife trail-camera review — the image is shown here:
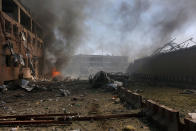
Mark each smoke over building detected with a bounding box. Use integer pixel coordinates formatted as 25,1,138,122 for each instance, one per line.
18,0,196,76
63,55,129,78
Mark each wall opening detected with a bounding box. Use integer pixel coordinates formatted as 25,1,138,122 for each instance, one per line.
5,19,12,33
27,34,31,43
2,0,18,21
20,9,31,30
13,24,18,37
32,21,42,38
5,55,12,67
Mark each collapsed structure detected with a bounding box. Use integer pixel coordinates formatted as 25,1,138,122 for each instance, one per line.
127,38,196,85
0,0,44,84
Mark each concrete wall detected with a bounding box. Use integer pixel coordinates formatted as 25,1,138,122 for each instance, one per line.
127,47,196,83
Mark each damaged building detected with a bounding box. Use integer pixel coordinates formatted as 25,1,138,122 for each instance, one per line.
64,55,129,77
0,0,44,84
127,38,196,85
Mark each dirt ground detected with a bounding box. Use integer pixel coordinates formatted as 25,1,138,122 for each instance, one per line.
0,80,152,131
128,83,196,119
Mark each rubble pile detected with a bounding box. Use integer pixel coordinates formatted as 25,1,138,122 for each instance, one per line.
0,78,148,130
90,71,125,90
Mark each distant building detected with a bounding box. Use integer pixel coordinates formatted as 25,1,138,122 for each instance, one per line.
64,55,129,77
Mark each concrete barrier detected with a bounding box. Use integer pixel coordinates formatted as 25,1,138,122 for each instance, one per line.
124,90,142,108
143,100,180,131
117,87,142,108
184,118,196,131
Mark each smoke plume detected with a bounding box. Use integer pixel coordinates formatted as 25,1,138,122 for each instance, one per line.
20,0,90,73
77,0,196,60
20,0,196,72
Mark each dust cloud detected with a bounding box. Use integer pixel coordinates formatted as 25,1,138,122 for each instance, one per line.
20,0,196,72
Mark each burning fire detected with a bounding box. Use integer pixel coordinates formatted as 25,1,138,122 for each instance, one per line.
52,68,60,78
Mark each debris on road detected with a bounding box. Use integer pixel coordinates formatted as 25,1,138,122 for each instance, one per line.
20,79,34,92
107,83,118,90
91,71,124,90
91,71,111,88
69,129,81,131
123,125,136,131
0,80,148,130
180,89,196,94
59,89,71,96
0,85,7,92
10,127,19,131
188,113,196,120
134,89,144,93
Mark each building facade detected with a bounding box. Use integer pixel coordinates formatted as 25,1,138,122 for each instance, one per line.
64,55,129,77
0,0,44,84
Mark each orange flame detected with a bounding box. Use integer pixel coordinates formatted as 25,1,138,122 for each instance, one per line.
52,68,60,78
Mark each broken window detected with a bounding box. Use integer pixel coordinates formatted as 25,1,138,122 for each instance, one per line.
33,38,36,45
40,42,43,48
23,58,28,68
5,19,12,33
33,60,36,69
2,0,18,21
37,41,40,49
13,57,19,67
27,34,31,43
20,9,31,30
37,26,43,38
32,21,42,38
5,55,12,67
32,21,36,34
13,24,18,37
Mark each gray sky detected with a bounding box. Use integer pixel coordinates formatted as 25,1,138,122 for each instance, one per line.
75,0,196,61
21,0,196,65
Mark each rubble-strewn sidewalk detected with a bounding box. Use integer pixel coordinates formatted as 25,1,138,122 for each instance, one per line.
0,80,151,131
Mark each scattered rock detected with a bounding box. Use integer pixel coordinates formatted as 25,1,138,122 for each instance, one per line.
59,89,70,96
180,89,196,94
20,79,34,92
188,113,196,119
123,125,136,131
134,89,143,93
62,108,66,113
14,94,25,98
114,98,121,104
80,94,85,97
108,128,116,131
40,86,47,91
48,99,53,101
0,85,7,92
71,97,78,101
107,83,118,90
69,129,81,131
91,71,111,88
114,81,123,87
112,96,118,100
10,126,19,131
